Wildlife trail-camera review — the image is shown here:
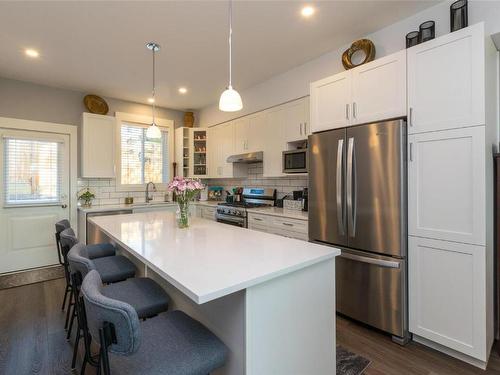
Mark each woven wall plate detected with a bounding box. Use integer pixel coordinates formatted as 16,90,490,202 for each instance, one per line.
83,94,109,115
342,39,376,70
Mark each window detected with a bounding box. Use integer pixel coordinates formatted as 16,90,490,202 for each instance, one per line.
3,137,62,206
120,122,169,185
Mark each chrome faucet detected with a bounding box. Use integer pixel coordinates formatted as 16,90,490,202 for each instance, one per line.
145,181,157,203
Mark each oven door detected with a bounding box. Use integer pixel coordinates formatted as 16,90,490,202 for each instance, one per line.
216,213,246,227
282,149,308,173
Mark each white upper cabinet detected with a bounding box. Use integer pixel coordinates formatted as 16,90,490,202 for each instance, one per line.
263,107,286,177
219,121,235,177
310,50,406,133
80,112,116,178
408,126,485,246
233,117,249,154
407,23,485,134
351,50,406,125
310,70,351,132
285,97,310,142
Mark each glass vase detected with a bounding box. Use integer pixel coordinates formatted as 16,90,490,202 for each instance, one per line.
176,200,190,228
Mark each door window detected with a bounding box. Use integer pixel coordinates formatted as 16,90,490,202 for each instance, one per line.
3,137,63,206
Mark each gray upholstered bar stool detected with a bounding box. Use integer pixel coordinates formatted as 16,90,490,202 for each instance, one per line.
60,228,136,284
68,243,171,372
82,270,228,375
60,228,137,341
55,220,116,314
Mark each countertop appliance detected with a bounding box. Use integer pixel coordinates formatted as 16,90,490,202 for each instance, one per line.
309,118,408,344
283,148,308,173
216,188,276,227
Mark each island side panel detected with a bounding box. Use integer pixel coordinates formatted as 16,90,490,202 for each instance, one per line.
245,258,336,375
144,267,246,375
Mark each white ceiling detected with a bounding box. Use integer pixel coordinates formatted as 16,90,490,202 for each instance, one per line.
0,1,437,111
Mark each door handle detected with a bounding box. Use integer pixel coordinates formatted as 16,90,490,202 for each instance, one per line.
345,104,350,120
409,107,413,127
352,102,357,119
340,252,401,269
346,137,356,237
336,139,345,235
409,142,413,162
61,204,68,209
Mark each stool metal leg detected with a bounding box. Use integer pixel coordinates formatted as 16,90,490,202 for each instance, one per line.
67,298,77,340
64,288,74,330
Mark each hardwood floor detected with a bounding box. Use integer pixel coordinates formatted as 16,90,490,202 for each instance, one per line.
0,277,499,374
337,316,500,375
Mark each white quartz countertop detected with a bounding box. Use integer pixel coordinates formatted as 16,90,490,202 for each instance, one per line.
247,207,309,220
89,211,339,304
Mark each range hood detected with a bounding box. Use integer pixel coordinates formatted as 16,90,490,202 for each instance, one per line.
226,151,263,163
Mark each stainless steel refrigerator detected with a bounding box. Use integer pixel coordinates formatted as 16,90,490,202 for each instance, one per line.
309,118,408,343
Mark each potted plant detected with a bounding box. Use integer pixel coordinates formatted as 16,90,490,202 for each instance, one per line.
78,188,96,207
167,177,204,228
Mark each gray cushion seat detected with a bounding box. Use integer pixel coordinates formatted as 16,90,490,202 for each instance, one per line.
109,310,228,375
93,255,136,284
86,243,116,259
102,277,170,318
82,270,228,375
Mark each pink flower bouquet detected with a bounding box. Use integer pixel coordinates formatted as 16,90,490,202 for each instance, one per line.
167,177,205,228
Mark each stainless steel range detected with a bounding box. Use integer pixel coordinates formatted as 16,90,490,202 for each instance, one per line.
216,188,276,227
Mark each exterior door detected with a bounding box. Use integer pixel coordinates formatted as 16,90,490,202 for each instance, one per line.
308,128,347,246
346,120,406,257
0,129,70,273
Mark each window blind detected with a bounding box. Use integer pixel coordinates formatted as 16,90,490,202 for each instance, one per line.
3,137,63,206
120,122,168,185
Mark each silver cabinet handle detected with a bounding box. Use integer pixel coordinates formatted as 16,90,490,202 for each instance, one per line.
336,139,345,235
346,137,356,237
345,104,350,120
340,252,401,269
61,204,68,209
409,107,413,127
303,121,307,135
409,142,413,162
352,102,357,119
299,123,303,136
282,222,294,227
253,217,263,221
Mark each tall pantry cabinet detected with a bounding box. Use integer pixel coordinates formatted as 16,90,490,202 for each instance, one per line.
407,23,498,367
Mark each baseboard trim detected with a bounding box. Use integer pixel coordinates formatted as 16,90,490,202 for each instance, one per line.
413,334,488,370
0,265,64,289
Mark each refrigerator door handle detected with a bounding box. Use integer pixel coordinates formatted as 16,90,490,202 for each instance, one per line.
347,137,355,237
340,252,401,269
336,139,345,235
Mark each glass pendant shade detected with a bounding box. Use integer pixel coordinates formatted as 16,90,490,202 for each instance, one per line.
219,85,243,112
146,123,162,139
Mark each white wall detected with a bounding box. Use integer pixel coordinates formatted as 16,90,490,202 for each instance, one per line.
0,76,189,128
199,0,500,127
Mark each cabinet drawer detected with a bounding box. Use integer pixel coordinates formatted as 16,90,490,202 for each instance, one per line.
272,217,307,234
269,227,308,241
248,222,270,233
201,207,216,220
248,214,271,226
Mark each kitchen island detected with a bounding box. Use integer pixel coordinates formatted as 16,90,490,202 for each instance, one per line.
89,211,340,375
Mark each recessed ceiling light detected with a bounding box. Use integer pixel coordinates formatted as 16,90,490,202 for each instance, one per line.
25,49,39,58
301,5,315,18
178,87,188,94
147,97,155,103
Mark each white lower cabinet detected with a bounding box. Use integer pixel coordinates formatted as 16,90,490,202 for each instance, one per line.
196,205,216,221
409,236,488,361
248,213,308,241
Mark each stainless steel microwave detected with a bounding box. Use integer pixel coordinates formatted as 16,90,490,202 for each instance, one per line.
282,149,308,173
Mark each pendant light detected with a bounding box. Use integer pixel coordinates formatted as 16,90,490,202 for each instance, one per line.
146,42,162,139
219,0,243,112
